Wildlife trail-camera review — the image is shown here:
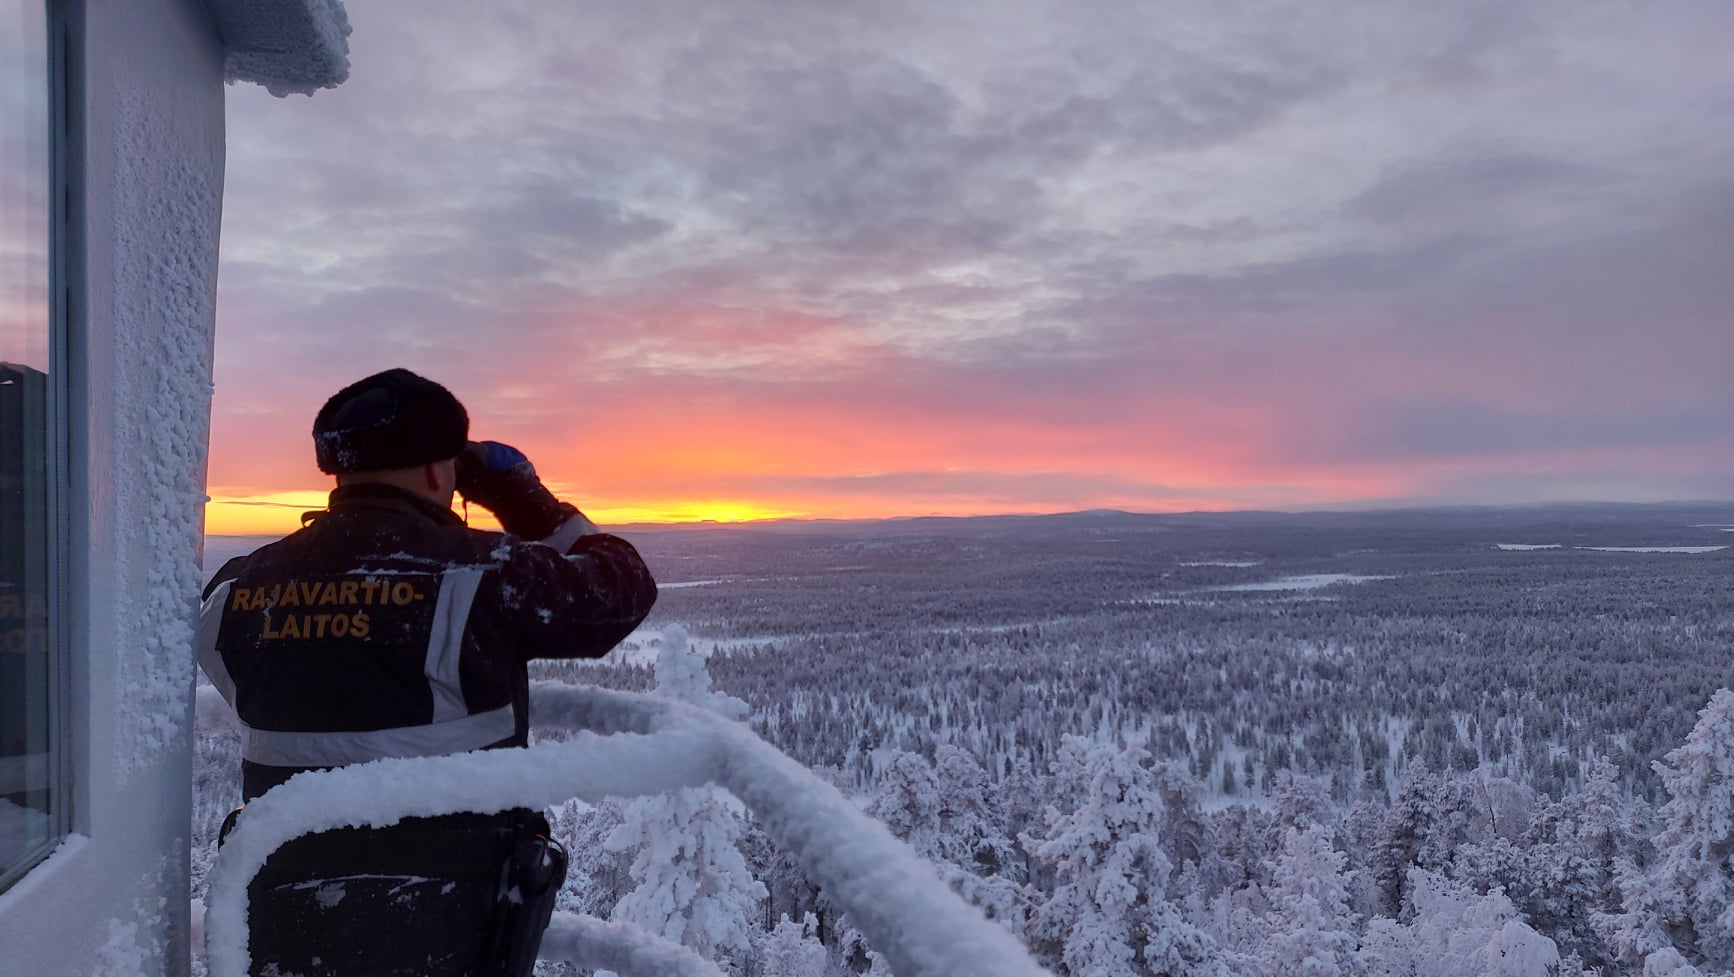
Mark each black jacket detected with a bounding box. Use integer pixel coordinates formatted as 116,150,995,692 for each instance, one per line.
197,483,657,800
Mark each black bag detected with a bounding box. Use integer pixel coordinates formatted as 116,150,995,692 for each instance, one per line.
489,830,568,977
216,808,567,977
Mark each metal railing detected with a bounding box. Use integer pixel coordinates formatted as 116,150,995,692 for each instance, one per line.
203,681,1051,977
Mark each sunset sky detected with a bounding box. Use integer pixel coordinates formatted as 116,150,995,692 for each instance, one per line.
205,0,1734,535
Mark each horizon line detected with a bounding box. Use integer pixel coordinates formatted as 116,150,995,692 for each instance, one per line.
201,497,1734,537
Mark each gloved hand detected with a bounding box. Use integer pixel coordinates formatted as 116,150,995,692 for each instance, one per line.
456,441,576,540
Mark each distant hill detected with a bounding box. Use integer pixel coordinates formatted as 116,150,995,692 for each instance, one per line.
607,500,1734,540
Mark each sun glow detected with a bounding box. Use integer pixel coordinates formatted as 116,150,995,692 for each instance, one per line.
588,501,810,525
204,490,336,536
205,490,812,536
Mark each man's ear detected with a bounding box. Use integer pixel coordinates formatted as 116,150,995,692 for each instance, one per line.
423,462,443,493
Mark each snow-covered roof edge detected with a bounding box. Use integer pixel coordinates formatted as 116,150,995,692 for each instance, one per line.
206,0,351,98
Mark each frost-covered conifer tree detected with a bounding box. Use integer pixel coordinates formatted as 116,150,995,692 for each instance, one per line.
1374,760,1441,915
835,912,896,977
758,913,829,977
550,795,631,920
1023,737,1224,977
1274,771,1337,835
1642,947,1706,977
1211,803,1278,898
1456,755,1633,969
748,816,827,947
601,626,767,975
1569,755,1637,904
932,744,1018,879
1360,868,1560,977
935,744,1027,929
867,747,1026,932
1608,688,1734,973
1149,759,1228,903
867,750,943,855
1261,826,1360,977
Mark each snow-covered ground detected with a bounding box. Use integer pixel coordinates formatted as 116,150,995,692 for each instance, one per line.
1495,543,1727,554
1580,545,1727,554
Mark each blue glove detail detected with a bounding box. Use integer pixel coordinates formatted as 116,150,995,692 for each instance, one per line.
481,441,531,473
456,440,572,538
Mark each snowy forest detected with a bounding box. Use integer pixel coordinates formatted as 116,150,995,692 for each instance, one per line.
195,503,1734,977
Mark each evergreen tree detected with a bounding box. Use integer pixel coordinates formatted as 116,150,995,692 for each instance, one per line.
1274,772,1337,835
1608,689,1734,973
1360,869,1560,977
1453,755,1634,969
866,750,943,855
1641,948,1705,977
933,744,1017,879
835,912,896,977
1261,826,1360,977
549,795,631,919
867,747,1026,932
1570,755,1638,906
1152,760,1228,901
1023,737,1224,977
931,744,1027,929
758,913,830,977
602,626,767,975
1374,760,1440,916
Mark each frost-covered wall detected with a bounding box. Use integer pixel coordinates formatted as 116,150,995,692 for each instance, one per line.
0,0,353,970
0,2,228,973
0,0,351,974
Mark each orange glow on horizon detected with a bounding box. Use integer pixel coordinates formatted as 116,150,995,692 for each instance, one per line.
207,491,855,535
202,404,1426,535
202,481,1369,536
204,490,1137,535
204,424,1682,536
201,373,1475,538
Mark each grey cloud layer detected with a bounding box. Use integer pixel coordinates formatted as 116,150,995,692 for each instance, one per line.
214,0,1734,503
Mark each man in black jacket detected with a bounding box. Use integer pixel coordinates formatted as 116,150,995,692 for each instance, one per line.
197,368,657,976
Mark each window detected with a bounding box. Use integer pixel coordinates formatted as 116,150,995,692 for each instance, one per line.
0,0,64,892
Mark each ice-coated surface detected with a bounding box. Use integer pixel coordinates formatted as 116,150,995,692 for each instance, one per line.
211,0,351,96
541,911,728,977
111,90,219,783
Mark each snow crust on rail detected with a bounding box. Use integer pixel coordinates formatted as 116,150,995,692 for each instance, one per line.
540,911,728,977
531,683,1052,977
204,682,1051,977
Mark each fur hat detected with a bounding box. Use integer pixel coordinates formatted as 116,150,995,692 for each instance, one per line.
312,368,469,474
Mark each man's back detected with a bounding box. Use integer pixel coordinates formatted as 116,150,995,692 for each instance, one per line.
202,481,656,800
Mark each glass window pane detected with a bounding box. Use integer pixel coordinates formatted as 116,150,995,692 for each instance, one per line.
0,0,59,888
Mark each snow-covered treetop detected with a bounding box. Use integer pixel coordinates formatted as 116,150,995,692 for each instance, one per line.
208,0,351,97
656,624,749,719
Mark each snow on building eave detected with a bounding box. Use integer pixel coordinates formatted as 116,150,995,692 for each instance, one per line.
205,0,352,97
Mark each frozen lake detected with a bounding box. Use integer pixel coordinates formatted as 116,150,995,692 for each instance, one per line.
1213,573,1391,592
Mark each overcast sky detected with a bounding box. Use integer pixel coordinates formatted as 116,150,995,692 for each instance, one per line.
206,0,1734,531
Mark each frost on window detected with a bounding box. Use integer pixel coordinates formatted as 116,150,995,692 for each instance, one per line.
0,0,60,891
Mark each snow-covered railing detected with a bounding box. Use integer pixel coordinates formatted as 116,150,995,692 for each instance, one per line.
204,681,1051,977
539,911,728,976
